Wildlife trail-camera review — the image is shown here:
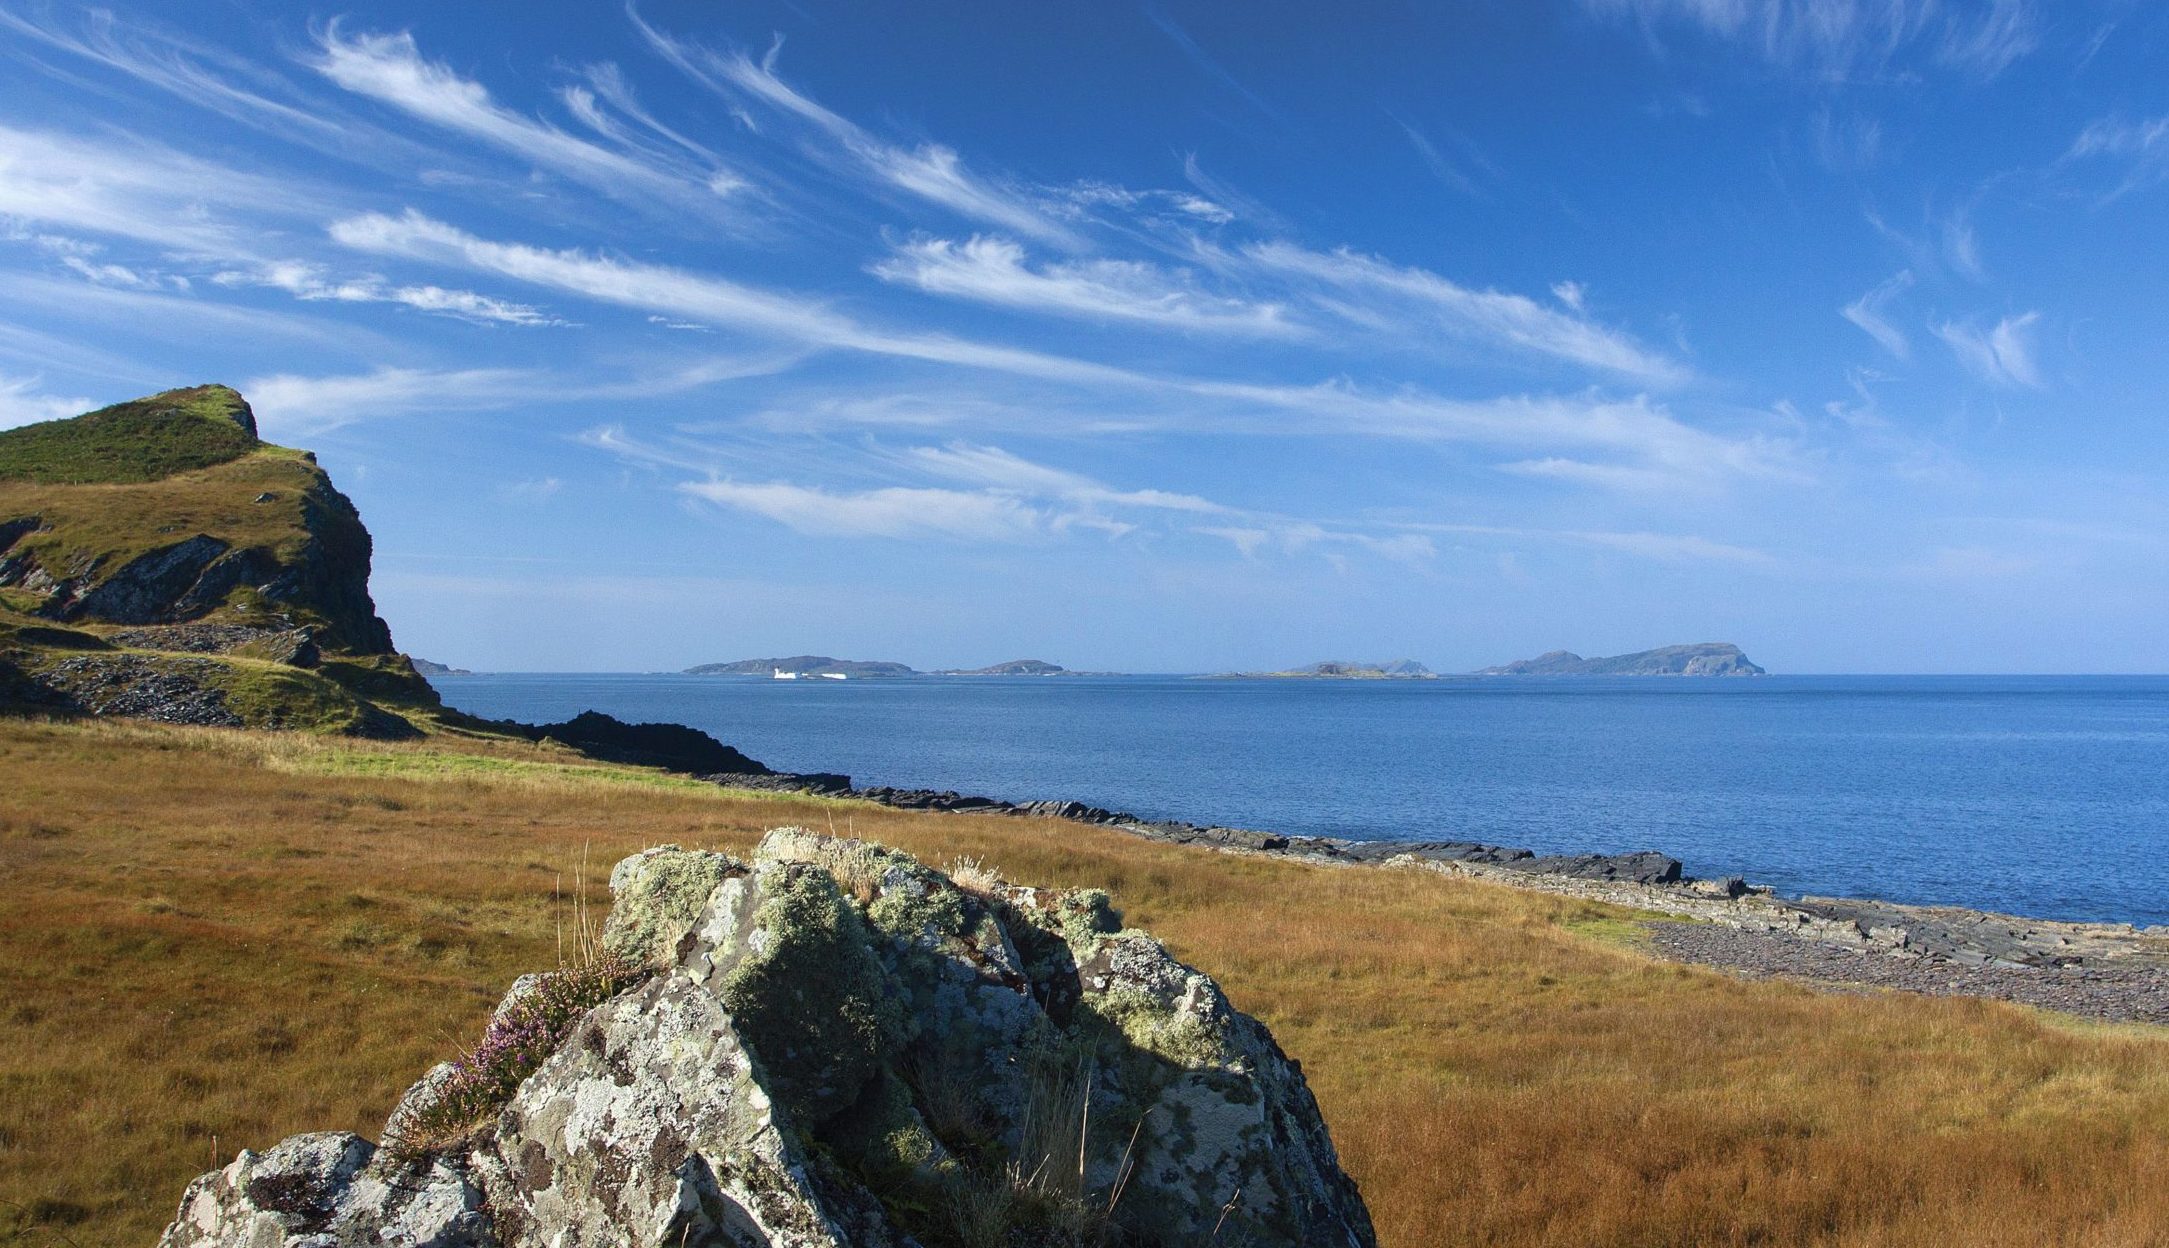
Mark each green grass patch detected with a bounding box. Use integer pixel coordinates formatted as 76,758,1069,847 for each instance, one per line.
0,385,256,485
270,744,726,793
213,658,385,734
1555,904,1669,951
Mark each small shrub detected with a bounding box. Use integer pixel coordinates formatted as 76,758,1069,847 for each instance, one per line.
389,955,645,1154
948,855,1004,897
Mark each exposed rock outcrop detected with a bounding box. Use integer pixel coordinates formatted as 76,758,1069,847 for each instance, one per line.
519,710,775,775
160,831,1376,1248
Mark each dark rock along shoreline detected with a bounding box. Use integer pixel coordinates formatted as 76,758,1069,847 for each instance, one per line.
702,764,2169,1026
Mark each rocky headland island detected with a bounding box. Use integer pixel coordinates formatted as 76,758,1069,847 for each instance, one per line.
1476,642,1765,676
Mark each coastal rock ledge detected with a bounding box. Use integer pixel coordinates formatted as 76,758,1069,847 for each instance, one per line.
159,829,1376,1248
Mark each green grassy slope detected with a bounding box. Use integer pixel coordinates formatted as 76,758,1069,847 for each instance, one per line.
0,385,444,734
0,384,259,485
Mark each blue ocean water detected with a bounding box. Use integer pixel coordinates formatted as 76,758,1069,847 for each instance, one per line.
435,674,2169,927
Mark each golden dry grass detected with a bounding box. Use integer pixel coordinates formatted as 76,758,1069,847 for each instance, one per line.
3,715,2166,1246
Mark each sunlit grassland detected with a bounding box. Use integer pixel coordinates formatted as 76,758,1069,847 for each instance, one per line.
3,716,2165,1246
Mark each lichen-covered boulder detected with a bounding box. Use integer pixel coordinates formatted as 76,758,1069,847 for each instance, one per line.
157,1131,489,1247
159,831,1376,1248
464,972,855,1248
601,844,746,966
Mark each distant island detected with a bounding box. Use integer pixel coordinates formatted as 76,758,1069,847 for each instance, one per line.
410,657,473,677
1215,659,1437,680
685,655,918,678
1477,643,1764,677
933,658,1067,676
685,655,1100,678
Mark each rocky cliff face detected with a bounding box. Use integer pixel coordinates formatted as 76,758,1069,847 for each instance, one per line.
0,385,434,733
159,830,1377,1248
0,386,394,654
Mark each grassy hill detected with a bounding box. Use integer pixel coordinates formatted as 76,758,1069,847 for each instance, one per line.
3,714,2165,1247
0,385,442,735
0,384,259,486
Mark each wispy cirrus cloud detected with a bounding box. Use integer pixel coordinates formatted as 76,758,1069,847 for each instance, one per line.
1841,269,1914,360
2065,115,2169,201
0,121,320,256
682,480,1049,542
1145,7,1281,122
329,210,1799,492
902,442,1226,513
872,235,1294,335
329,209,1144,385
1188,382,1796,490
1232,241,1690,384
1395,521,1778,567
1934,312,2042,388
606,429,1202,543
558,61,740,191
1585,0,2039,81
0,5,352,144
593,427,1431,557
630,17,1081,248
214,259,562,327
1197,522,1437,565
242,365,540,435
246,349,814,436
874,230,1684,381
0,372,90,431
312,27,744,217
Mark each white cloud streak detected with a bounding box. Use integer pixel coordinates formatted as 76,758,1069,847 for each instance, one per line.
630,17,1080,247
1934,313,2042,388
598,429,1426,558
1189,382,1798,490
0,122,320,256
872,236,1294,335
682,479,1047,542
1236,241,1689,384
1584,0,2039,81
1840,269,1914,360
214,260,561,326
1396,521,1777,567
331,213,1787,493
312,27,741,216
242,365,540,435
329,210,1147,385
902,442,1226,513
2067,115,2169,200
0,372,90,431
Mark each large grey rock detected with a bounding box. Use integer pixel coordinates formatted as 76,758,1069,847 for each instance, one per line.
157,1131,489,1248
160,830,1376,1248
464,973,855,1248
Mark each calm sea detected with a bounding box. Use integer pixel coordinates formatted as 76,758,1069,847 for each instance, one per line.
435,674,2169,928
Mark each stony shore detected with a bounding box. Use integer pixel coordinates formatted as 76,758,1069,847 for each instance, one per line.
709,768,2169,1025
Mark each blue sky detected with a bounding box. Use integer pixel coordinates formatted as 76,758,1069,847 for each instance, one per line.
2,1,2165,673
